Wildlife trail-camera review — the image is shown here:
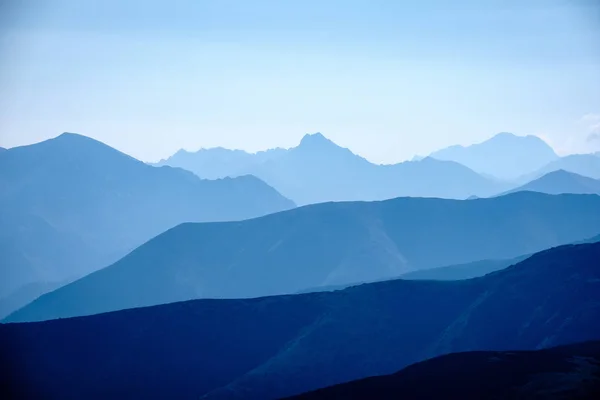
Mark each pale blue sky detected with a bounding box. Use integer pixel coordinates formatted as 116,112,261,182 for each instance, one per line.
1,0,599,163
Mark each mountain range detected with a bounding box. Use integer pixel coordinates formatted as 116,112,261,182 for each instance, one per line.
158,132,508,205
155,147,288,180
289,341,600,399
6,191,600,323
0,133,294,301
428,132,559,180
2,241,599,399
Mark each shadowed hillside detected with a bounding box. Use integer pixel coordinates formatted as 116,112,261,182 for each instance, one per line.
289,341,600,399
1,242,600,399
6,192,600,323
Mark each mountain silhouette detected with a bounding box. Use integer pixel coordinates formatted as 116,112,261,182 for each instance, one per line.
522,153,600,182
7,191,600,323
154,146,288,180
2,241,600,399
0,133,294,298
288,341,600,399
502,170,600,196
160,133,507,205
429,132,558,180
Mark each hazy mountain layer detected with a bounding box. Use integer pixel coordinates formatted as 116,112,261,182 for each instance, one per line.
523,154,600,181
154,147,288,180
7,192,600,323
2,242,599,399
502,169,600,196
429,132,558,180
160,132,507,205
0,133,294,297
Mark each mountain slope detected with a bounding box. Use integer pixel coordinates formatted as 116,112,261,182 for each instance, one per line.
160,133,506,205
289,341,600,399
0,133,294,297
7,191,600,323
429,132,558,180
2,242,600,399
0,281,67,320
400,254,530,281
503,170,600,196
301,232,600,290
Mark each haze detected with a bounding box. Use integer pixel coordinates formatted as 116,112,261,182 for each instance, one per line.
1,0,600,163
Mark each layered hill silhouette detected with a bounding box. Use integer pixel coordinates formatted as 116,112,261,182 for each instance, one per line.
160,132,507,205
7,192,600,323
0,133,294,299
524,153,600,181
2,241,600,399
289,341,600,399
429,132,558,180
502,170,600,196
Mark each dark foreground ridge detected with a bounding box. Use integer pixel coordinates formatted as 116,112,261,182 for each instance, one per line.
1,242,600,399
288,341,600,399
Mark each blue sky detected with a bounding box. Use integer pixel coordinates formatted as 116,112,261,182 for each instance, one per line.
1,0,599,163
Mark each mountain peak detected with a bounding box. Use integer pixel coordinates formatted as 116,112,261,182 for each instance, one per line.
299,132,335,147
491,132,517,140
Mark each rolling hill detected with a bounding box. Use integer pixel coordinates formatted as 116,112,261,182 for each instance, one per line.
289,341,600,399
429,132,558,180
160,132,507,205
6,191,600,323
504,170,600,196
2,241,600,399
0,133,294,299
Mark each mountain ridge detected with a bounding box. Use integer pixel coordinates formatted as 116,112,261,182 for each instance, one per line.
7,191,600,323
0,132,294,301
158,132,508,204
502,169,600,196
2,241,599,399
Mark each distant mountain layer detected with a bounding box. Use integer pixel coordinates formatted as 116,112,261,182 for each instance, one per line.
0,133,294,298
2,242,600,399
502,170,600,196
154,147,288,180
289,341,600,399
429,132,558,180
524,154,600,181
7,192,600,323
159,132,507,205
